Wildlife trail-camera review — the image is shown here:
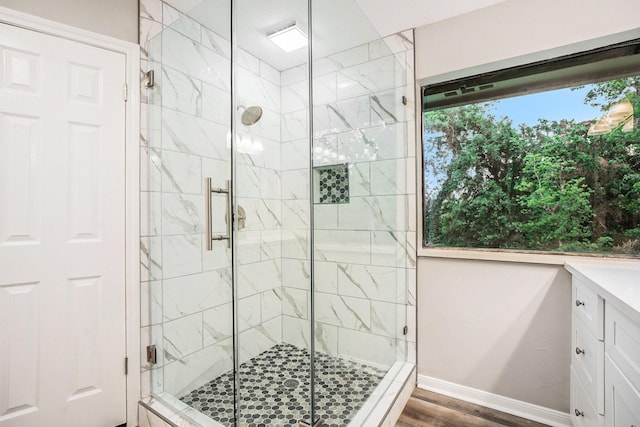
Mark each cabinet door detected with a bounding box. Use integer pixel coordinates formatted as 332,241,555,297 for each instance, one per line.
573,314,605,414
605,356,640,427
573,278,604,340
571,368,604,427
606,304,640,392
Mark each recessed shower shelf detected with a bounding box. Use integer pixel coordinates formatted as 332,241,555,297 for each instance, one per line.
313,163,350,204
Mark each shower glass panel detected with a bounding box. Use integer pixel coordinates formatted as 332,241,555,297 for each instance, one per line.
311,1,412,424
145,0,236,423
233,0,313,425
143,0,413,425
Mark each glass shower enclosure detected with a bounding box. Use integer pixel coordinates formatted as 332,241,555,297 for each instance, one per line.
141,0,416,425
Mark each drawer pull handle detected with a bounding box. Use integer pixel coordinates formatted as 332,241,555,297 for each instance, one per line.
575,347,586,355
574,409,584,417
576,299,585,307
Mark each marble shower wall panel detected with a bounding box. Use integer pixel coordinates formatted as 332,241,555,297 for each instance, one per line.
139,0,415,398
280,64,311,350
235,44,284,356
139,0,285,398
307,31,416,368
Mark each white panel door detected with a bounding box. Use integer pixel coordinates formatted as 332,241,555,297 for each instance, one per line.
0,22,127,427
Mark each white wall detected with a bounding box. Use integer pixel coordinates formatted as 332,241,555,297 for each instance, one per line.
0,0,138,42
415,0,640,83
418,258,571,412
413,0,640,416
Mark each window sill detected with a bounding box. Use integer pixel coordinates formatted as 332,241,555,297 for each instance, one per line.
417,247,639,266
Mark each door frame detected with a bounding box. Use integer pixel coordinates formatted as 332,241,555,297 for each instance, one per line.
0,6,141,426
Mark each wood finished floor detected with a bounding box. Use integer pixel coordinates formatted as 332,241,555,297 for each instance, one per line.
395,388,551,427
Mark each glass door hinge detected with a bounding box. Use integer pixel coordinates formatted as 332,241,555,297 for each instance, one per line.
145,70,155,88
147,345,157,364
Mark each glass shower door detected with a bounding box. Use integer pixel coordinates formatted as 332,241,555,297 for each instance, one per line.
234,0,314,425
145,0,317,425
144,0,237,424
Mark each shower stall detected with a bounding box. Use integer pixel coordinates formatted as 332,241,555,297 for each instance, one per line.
140,0,416,425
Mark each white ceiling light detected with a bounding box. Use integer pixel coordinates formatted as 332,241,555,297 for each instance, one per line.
267,23,308,53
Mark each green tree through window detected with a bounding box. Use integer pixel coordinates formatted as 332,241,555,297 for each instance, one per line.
423,77,640,255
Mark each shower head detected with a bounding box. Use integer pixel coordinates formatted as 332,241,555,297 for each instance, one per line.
239,105,263,126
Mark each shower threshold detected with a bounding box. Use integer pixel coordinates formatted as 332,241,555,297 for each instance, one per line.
179,343,387,427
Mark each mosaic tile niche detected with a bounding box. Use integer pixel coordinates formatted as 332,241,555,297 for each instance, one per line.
314,164,350,204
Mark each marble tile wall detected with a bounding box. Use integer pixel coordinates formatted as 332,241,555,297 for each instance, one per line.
140,0,416,404
301,31,416,368
279,62,312,352
139,0,285,399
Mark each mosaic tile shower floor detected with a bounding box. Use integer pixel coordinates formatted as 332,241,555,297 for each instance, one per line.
180,343,387,427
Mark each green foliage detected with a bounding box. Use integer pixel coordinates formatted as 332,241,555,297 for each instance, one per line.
515,119,594,248
439,180,517,247
424,77,640,256
597,236,614,248
517,176,593,248
580,76,640,109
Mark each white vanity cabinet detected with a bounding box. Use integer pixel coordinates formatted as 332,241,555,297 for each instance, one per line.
604,304,640,427
566,263,640,427
570,274,605,427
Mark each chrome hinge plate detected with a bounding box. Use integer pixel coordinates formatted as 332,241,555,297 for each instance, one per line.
403,325,409,335
147,345,157,364
125,357,129,375
123,83,128,101
402,95,407,105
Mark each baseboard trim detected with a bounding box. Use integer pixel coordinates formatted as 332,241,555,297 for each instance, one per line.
417,375,571,427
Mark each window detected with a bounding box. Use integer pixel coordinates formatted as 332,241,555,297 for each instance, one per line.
422,41,640,256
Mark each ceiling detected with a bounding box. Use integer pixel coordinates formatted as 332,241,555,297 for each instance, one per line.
166,0,509,71
354,0,509,37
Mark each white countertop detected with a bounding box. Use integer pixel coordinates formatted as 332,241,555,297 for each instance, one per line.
565,261,640,323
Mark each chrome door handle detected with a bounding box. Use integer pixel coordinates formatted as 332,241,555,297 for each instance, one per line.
574,409,584,417
205,178,231,250
575,347,586,355
576,300,585,307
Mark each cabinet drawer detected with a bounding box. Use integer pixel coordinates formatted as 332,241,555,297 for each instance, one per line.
606,304,640,392
571,367,604,427
605,355,640,427
573,314,605,414
573,277,604,340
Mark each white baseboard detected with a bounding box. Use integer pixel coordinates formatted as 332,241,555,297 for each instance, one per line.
417,375,572,427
